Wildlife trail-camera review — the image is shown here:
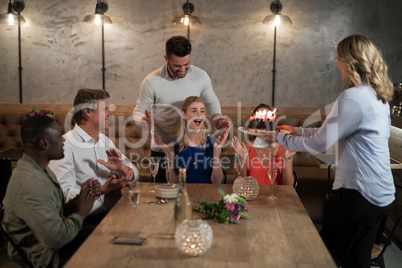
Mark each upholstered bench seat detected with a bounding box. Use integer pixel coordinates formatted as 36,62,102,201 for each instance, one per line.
0,104,328,183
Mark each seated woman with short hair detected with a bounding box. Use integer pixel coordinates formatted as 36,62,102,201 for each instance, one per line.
232,104,295,186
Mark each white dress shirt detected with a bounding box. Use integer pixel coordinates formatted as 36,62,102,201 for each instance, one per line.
49,124,139,215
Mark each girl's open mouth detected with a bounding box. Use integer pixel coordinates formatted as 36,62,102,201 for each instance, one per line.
193,119,203,126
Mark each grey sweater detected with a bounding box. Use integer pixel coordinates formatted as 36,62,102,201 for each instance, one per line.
133,64,221,151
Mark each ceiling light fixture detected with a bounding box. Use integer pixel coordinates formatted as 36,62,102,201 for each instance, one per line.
172,0,201,41
0,0,26,103
262,0,292,107
83,0,112,90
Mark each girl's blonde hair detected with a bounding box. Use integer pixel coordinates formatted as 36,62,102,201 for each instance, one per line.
337,35,393,103
177,96,208,153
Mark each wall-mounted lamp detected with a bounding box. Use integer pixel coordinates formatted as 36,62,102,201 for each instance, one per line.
0,0,26,103
83,0,112,90
172,0,201,41
262,0,292,107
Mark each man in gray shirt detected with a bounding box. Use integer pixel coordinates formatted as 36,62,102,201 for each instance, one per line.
133,36,229,182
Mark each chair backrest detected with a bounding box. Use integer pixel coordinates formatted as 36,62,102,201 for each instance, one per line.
371,208,402,268
293,171,298,190
0,208,34,268
0,159,12,206
222,169,227,184
375,210,402,260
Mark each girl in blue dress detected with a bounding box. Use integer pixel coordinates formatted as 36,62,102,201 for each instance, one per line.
154,96,230,183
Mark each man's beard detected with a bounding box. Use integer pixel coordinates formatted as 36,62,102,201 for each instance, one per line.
167,61,188,79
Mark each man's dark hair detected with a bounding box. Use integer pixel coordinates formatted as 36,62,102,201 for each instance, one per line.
72,88,110,125
21,116,55,145
252,103,272,115
165,36,192,58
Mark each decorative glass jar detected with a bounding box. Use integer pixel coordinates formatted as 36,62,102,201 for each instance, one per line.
175,219,213,257
232,176,259,200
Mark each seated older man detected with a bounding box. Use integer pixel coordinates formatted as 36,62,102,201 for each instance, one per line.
49,88,139,223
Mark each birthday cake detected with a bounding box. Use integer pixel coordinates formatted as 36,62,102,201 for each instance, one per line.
244,108,277,133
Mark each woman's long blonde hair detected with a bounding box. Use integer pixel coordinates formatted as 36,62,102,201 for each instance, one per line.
337,35,393,103
177,96,208,153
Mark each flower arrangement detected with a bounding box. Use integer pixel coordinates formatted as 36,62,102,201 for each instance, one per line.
25,107,54,118
193,188,250,224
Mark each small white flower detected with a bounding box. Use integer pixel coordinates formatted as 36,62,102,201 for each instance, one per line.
224,193,238,204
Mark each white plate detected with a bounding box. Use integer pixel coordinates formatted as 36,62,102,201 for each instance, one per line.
154,184,179,199
238,127,276,136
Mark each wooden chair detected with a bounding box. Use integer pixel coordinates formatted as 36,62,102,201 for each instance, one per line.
371,210,402,268
0,207,34,268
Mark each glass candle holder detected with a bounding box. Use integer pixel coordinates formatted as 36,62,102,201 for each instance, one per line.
232,176,259,200
175,219,213,257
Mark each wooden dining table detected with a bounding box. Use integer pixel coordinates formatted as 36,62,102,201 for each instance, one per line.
65,183,336,267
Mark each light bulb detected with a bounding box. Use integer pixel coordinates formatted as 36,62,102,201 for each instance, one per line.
8,14,14,25
274,15,281,27
183,16,189,26
94,14,101,26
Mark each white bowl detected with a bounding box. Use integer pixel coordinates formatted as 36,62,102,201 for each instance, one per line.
154,184,179,199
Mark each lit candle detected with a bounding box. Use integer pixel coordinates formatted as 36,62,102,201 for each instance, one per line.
175,220,213,257
267,108,277,122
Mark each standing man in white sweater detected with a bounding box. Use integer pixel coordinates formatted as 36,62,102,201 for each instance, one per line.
133,36,230,182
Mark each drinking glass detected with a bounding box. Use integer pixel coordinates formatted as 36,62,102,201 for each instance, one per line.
129,181,141,209
258,147,278,200
166,160,174,184
166,152,174,184
150,157,160,183
149,157,160,192
235,154,246,178
267,167,278,200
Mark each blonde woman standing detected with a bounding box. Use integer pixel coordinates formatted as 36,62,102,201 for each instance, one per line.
263,35,395,267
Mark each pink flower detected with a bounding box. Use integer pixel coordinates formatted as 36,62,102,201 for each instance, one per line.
38,111,46,116
44,109,50,113
232,212,241,221
30,112,36,117
224,202,235,211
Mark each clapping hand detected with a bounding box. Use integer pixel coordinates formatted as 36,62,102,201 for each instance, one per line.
213,115,231,131
214,126,231,150
97,148,127,174
154,133,171,155
89,179,102,197
231,136,249,161
285,150,296,160
100,169,134,194
140,110,152,131
75,178,99,218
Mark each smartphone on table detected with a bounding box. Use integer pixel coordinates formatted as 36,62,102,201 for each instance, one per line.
112,236,147,245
